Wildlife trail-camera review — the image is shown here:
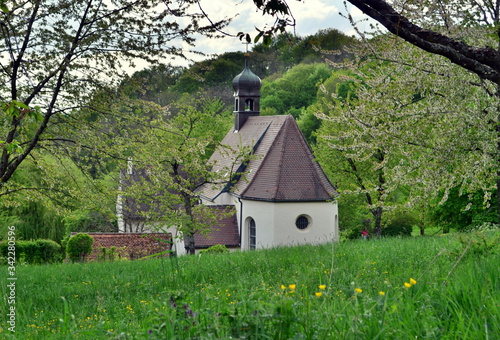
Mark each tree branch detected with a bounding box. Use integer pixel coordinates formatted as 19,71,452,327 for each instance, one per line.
348,0,500,84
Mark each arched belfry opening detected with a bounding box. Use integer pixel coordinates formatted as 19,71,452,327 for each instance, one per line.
232,54,261,130
245,98,254,111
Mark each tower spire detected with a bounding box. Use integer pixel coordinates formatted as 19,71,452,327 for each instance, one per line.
232,54,261,131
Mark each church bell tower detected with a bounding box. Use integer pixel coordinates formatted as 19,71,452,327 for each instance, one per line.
232,55,261,131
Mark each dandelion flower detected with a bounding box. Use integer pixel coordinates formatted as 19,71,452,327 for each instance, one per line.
410,278,417,285
289,284,296,290
319,284,326,290
280,285,286,290
355,288,362,294
378,291,385,296
315,292,323,297
404,282,412,288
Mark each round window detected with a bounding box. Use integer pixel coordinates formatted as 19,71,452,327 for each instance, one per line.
295,215,310,230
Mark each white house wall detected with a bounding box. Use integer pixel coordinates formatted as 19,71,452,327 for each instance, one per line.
203,192,236,206
240,199,338,250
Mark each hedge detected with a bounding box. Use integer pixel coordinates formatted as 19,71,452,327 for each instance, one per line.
0,239,62,264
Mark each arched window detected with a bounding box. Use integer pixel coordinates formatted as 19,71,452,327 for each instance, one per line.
245,98,254,111
249,218,256,250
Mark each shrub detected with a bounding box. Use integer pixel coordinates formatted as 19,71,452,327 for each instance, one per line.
32,239,62,263
67,233,94,262
451,229,500,259
0,240,28,263
339,227,363,241
383,213,416,237
0,239,62,264
98,246,128,261
199,244,230,255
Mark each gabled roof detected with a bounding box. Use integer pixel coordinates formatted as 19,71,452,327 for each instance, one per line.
197,115,338,202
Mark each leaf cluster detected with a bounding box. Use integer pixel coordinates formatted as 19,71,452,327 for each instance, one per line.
66,233,94,262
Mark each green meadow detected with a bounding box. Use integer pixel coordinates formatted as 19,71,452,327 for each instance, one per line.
1,232,498,339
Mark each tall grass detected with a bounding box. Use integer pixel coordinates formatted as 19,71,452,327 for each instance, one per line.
1,232,498,339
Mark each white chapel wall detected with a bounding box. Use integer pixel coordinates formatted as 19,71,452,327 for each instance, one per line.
240,199,338,250
273,201,338,246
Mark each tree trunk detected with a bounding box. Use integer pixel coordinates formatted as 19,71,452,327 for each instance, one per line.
371,206,383,236
172,162,198,255
185,233,196,255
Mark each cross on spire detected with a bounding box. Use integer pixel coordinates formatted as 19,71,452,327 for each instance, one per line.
243,41,251,54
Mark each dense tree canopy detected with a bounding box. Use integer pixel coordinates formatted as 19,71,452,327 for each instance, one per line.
251,0,500,225
0,0,229,197
4,0,498,241
251,0,500,83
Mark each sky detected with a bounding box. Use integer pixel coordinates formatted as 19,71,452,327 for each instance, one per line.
168,0,374,66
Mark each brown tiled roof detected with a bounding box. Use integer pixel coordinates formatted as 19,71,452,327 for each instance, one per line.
194,206,239,248
197,115,338,202
72,233,172,261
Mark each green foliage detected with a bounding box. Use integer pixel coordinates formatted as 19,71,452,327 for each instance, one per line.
0,201,66,243
0,239,62,264
296,106,321,144
112,97,234,253
253,29,356,69
172,53,245,95
120,64,184,106
0,210,20,241
66,233,94,262
0,0,231,195
383,212,417,237
98,246,127,261
64,210,117,233
315,32,500,233
199,244,230,255
430,187,498,232
261,63,331,116
336,195,372,240
451,229,500,259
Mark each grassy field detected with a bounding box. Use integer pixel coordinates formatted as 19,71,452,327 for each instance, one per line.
1,231,498,339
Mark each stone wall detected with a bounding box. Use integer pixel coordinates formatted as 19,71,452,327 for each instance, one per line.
71,233,171,261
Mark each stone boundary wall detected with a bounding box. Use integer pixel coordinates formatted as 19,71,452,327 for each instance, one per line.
71,233,171,261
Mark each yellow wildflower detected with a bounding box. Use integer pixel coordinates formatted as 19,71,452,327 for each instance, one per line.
289,284,296,290
410,278,417,285
319,284,326,290
315,292,323,297
355,288,362,294
280,285,286,290
404,282,412,288
378,291,385,296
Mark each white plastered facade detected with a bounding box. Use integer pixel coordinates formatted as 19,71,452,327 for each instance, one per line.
203,192,338,250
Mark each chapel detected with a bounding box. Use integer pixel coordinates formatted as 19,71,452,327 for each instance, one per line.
117,56,339,254
195,56,339,251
